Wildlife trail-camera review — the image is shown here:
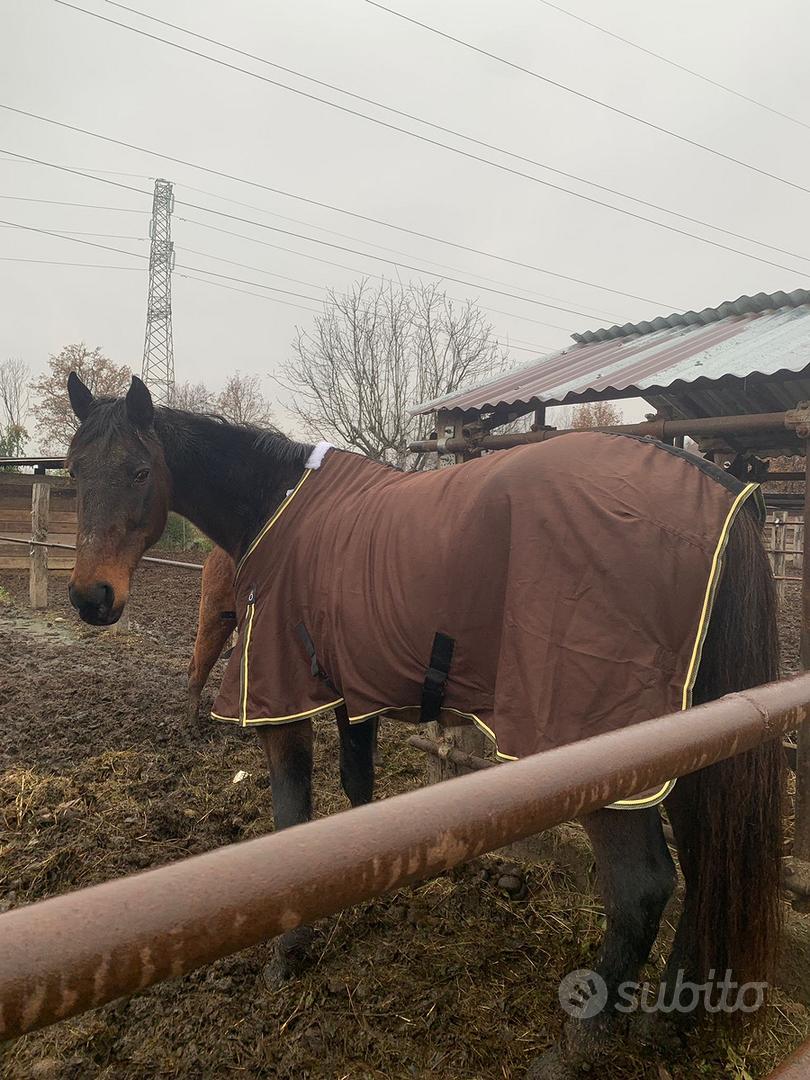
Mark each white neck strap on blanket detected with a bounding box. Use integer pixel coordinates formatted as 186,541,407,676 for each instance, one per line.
305,441,333,470
286,442,334,497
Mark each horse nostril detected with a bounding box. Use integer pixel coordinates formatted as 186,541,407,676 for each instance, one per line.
98,582,114,610
69,581,116,621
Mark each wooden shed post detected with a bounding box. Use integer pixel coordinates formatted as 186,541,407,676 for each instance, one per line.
795,447,810,862
425,410,490,784
29,479,50,610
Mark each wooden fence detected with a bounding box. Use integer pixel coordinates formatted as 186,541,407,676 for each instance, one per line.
0,473,76,573
764,510,804,602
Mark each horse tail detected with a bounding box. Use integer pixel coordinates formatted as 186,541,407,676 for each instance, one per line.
673,502,785,1001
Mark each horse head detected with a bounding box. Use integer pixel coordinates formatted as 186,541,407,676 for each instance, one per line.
65,373,171,625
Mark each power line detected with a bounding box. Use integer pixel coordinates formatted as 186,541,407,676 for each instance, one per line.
0,194,146,212
0,217,334,309
0,152,581,331
0,256,139,269
0,218,144,260
175,188,619,319
0,116,678,307
98,0,810,266
46,8,810,278
0,255,319,313
2,206,576,334
534,0,810,133
175,213,614,324
0,149,617,322
0,155,151,177
0,225,145,238
0,253,550,345
0,184,614,318
365,0,810,197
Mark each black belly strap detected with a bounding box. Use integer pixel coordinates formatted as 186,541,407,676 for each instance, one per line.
420,632,455,723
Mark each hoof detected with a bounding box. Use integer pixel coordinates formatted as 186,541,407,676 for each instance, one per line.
524,1045,577,1080
261,952,293,991
262,927,316,989
632,1008,688,1053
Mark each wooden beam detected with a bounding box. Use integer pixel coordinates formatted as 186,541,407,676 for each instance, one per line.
29,481,50,610
795,446,810,865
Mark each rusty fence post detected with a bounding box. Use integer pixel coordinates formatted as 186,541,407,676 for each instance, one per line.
29,479,49,610
795,446,810,864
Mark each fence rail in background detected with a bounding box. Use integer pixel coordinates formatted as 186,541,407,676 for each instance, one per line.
0,673,808,1043
0,472,76,570
0,535,204,574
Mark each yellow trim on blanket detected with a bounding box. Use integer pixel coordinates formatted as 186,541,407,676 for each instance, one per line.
215,480,760,811
680,481,759,712
609,480,759,810
212,697,345,727
236,468,313,578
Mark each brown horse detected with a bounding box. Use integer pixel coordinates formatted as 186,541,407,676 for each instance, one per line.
65,374,784,1078
187,545,237,726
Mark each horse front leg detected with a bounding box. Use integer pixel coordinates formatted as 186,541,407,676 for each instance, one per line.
187,615,235,729
529,806,676,1079
336,705,375,807
255,719,315,988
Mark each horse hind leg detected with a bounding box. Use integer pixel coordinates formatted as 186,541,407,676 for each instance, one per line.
529,806,675,1079
336,706,375,807
255,719,316,988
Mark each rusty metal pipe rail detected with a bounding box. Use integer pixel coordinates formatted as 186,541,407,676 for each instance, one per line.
410,410,792,454
766,1036,810,1078
2,674,810,1042
0,534,204,572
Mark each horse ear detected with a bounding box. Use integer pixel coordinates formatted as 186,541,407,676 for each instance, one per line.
67,371,94,422
126,376,154,429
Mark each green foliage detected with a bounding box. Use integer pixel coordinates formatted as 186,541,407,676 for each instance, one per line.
0,423,28,468
155,513,212,553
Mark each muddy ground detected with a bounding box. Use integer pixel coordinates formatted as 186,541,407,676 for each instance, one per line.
0,565,808,1079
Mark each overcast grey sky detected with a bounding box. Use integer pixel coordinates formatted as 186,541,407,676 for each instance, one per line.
2,0,809,437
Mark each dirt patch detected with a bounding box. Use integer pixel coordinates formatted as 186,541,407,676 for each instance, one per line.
0,566,808,1079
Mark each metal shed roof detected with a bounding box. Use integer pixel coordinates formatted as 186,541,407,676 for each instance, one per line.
412,290,810,419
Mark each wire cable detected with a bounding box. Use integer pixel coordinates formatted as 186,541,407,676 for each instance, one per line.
365,0,810,196
0,194,146,212
46,4,810,269
175,213,618,322
0,120,677,307
534,0,810,133
98,0,810,265
0,226,145,238
0,151,620,321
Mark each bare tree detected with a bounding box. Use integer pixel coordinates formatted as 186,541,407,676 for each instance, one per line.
554,401,623,430
0,356,30,458
172,380,212,413
216,371,274,427
0,356,29,429
282,280,508,468
30,344,131,450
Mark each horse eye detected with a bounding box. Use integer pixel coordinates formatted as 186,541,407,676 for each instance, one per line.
134,468,151,483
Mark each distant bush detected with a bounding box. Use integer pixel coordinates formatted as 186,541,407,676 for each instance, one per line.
155,513,212,553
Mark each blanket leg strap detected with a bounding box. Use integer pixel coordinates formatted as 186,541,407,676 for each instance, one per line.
296,622,339,695
420,632,455,724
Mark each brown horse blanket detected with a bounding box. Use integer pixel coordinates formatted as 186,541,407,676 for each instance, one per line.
212,433,762,809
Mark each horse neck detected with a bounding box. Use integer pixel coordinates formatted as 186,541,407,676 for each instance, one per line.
155,411,313,560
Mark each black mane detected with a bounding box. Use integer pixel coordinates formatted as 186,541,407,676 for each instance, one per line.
71,397,315,558
71,398,312,471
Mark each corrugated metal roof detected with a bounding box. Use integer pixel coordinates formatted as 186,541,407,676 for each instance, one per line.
412,290,810,418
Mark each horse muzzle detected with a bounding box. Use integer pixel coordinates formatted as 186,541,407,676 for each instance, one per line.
68,580,124,625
